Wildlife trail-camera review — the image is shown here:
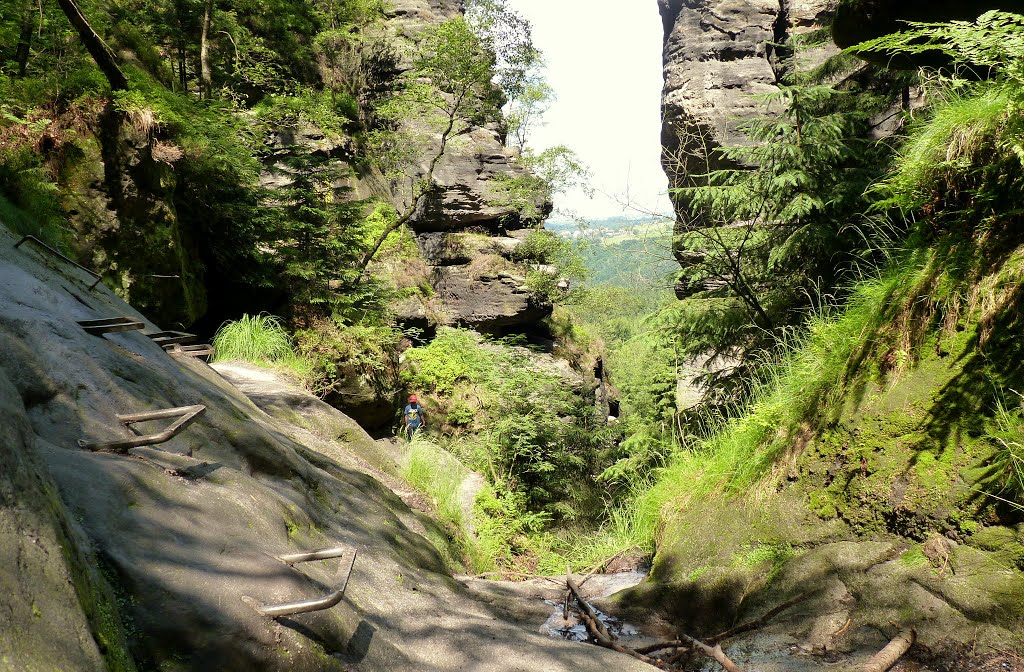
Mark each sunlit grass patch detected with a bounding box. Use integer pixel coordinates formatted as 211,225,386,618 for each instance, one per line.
212,313,315,385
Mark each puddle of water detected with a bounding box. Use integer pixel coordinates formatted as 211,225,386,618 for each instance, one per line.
539,599,640,642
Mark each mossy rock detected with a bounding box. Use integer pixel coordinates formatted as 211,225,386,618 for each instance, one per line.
970,526,1024,569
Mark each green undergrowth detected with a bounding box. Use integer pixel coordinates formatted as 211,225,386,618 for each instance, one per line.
400,437,476,569
212,314,317,384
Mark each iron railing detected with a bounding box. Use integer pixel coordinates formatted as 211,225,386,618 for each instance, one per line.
245,546,357,618
78,405,207,452
15,235,103,289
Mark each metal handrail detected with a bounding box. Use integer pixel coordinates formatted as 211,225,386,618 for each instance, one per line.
78,317,145,336
246,547,357,618
78,404,207,452
15,235,104,289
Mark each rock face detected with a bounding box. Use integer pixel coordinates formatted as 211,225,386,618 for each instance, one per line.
0,219,650,672
59,107,206,329
393,229,555,334
659,0,832,216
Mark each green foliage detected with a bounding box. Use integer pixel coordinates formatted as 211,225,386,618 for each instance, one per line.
667,72,893,402
402,437,469,533
212,313,294,361
849,10,1024,83
490,145,589,223
876,85,1016,215
212,313,317,382
988,391,1024,507
404,328,608,525
504,78,552,150
253,89,359,140
465,0,540,103
403,328,497,395
292,318,402,399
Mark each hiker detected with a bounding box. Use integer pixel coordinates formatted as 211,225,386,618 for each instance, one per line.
403,394,426,441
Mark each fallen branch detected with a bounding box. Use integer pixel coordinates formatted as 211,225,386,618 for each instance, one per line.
863,628,915,672
710,592,812,643
566,575,668,668
635,640,687,655
566,574,611,641
676,634,745,672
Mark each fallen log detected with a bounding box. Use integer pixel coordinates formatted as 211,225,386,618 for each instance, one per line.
863,628,915,672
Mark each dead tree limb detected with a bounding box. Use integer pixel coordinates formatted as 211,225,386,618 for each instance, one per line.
863,628,915,672
566,574,611,641
566,575,666,669
635,640,688,655
53,0,128,90
677,634,745,672
710,592,812,643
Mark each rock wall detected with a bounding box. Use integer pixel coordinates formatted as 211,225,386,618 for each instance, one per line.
377,0,554,333
0,218,645,672
658,0,832,232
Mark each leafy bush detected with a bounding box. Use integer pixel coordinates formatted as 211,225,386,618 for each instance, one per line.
404,328,609,525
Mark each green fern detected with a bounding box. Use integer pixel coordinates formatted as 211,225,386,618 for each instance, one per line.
848,11,1024,83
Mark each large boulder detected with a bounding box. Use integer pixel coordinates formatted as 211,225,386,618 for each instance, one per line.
0,219,652,671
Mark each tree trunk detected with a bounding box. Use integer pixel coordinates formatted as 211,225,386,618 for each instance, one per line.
54,0,128,91
14,0,35,77
178,45,187,92
199,0,212,99
358,113,458,270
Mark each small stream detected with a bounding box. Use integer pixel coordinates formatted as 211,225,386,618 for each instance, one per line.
538,570,646,642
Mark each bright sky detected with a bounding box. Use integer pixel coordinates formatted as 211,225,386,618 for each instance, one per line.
507,0,674,220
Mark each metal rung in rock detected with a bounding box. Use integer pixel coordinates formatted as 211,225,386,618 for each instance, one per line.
78,404,207,452
77,317,145,336
166,343,215,360
14,235,104,289
146,331,198,346
244,547,357,618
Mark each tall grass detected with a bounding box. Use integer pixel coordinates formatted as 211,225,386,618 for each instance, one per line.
212,314,315,383
990,391,1024,509
877,83,1016,212
402,436,469,529
629,251,932,525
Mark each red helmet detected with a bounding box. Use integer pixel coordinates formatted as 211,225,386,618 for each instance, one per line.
408,394,418,403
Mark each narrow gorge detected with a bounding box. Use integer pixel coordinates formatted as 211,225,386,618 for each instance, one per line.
2,0,1024,670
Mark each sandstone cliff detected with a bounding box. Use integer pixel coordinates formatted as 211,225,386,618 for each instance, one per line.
0,219,643,672
658,0,832,224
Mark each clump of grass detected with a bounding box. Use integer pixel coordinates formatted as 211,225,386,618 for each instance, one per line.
537,483,661,574
213,313,294,361
401,437,484,568
989,391,1024,508
402,437,469,529
646,251,935,518
877,83,1016,213
212,313,315,384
